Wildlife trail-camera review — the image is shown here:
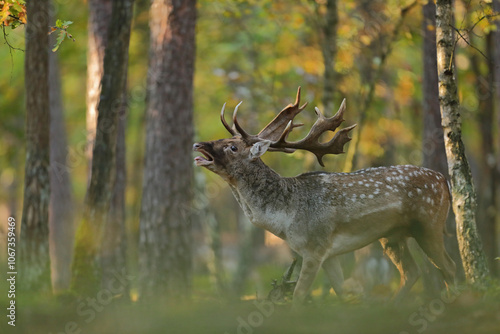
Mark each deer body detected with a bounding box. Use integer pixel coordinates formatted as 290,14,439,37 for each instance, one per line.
194,88,455,305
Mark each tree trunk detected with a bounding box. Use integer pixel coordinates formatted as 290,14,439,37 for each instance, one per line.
470,31,497,277
86,0,112,180
491,0,500,277
319,0,338,113
101,109,128,295
86,0,129,295
71,0,134,296
48,14,75,294
194,171,227,294
138,0,196,300
232,208,258,297
435,0,489,285
422,1,449,176
421,0,463,288
20,0,51,291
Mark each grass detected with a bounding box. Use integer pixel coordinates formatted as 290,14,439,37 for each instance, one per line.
2,260,500,334
3,280,500,334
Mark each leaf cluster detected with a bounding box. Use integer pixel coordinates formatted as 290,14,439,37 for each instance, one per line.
0,0,26,29
49,19,75,52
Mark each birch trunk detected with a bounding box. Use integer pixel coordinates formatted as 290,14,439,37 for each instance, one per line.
319,0,338,113
435,0,489,285
421,0,464,290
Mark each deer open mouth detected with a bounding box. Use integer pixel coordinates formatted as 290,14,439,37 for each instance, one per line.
194,148,214,166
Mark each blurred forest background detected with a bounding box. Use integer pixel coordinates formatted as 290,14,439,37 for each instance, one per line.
1,0,500,333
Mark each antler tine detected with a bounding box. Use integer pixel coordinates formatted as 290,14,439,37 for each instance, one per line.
269,99,356,167
232,101,260,142
257,86,307,141
220,102,237,136
331,98,346,123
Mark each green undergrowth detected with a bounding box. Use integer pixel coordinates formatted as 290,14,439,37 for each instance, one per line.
2,277,500,334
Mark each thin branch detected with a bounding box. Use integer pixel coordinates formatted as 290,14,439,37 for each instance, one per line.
450,25,489,61
2,25,24,81
2,25,24,53
468,13,499,32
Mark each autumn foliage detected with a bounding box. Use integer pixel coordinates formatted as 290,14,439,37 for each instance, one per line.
0,0,26,28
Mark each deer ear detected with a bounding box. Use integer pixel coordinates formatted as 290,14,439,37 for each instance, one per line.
249,140,271,160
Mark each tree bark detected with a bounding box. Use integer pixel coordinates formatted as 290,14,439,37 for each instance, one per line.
86,0,113,180
435,0,489,285
139,0,196,300
86,0,129,295
193,171,227,294
48,15,75,294
71,0,134,296
20,0,51,291
421,0,463,287
492,0,500,278
101,108,128,295
319,0,338,113
422,1,449,176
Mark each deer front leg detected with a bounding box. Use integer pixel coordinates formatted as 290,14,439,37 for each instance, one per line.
292,256,321,309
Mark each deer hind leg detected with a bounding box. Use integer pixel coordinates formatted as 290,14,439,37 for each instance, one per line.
292,256,321,308
413,229,456,289
322,256,344,299
379,237,420,302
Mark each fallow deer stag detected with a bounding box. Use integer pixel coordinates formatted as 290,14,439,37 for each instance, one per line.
193,87,455,306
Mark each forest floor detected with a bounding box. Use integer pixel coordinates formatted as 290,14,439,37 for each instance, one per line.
3,285,500,334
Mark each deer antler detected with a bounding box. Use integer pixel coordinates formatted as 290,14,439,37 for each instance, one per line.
219,87,356,166
257,86,307,141
269,99,356,166
220,103,237,136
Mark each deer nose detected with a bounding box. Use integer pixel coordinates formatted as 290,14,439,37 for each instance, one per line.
193,143,202,151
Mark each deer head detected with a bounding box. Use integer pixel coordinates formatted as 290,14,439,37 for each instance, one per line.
194,87,357,182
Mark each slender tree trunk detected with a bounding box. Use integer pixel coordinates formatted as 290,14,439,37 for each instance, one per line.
492,0,500,277
86,0,112,180
101,108,128,295
48,15,75,293
470,32,497,277
435,0,489,285
20,0,51,291
139,0,196,300
319,0,338,113
316,0,342,296
71,0,134,296
232,209,257,297
494,0,500,138
422,1,449,176
194,171,227,294
421,0,463,288
86,0,129,295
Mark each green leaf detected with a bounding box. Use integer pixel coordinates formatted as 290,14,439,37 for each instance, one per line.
11,1,23,13
52,30,66,52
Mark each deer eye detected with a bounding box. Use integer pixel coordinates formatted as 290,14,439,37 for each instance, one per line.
230,145,238,152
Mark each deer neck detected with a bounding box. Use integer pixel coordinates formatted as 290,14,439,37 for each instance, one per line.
229,159,290,237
